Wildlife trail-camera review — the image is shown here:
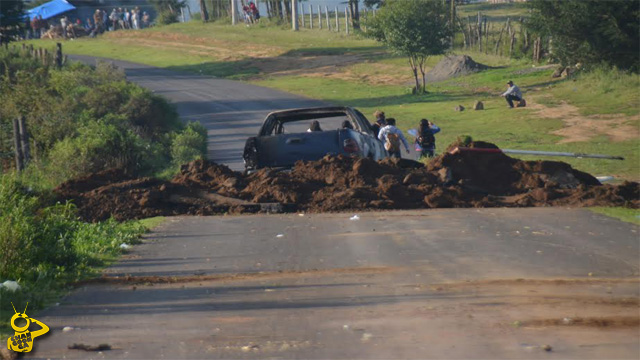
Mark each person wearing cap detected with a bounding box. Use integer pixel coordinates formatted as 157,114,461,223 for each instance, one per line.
501,80,523,108
371,110,386,137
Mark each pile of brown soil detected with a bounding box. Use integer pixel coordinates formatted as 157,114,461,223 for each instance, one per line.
54,141,639,222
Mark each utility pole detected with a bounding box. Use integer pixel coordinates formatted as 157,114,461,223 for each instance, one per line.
292,0,298,31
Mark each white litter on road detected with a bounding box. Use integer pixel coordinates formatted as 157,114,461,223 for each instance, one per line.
119,243,131,250
350,215,360,221
276,234,284,238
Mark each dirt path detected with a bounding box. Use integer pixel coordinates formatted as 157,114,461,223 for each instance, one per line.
528,99,640,143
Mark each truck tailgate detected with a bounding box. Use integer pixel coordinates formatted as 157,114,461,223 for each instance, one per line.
255,130,343,168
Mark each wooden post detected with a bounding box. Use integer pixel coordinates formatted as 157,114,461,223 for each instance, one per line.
309,4,313,29
477,11,482,52
292,0,298,31
13,118,24,172
335,7,339,32
467,16,473,47
55,42,63,68
484,18,489,54
456,16,467,49
318,5,322,29
345,7,349,35
325,6,330,30
18,116,30,165
495,22,506,55
301,4,305,28
509,32,516,57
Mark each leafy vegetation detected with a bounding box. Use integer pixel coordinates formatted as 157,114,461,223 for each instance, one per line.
0,0,25,44
0,176,147,333
527,0,639,71
0,47,206,185
150,0,186,25
367,0,451,93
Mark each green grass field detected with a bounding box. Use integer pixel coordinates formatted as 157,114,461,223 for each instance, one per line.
21,10,640,180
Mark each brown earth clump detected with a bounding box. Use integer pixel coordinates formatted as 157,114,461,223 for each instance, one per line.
54,141,639,222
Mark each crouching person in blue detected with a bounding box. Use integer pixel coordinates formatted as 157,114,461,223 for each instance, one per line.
501,80,523,108
416,119,440,158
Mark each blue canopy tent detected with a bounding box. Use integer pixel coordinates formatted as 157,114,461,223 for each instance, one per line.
27,0,76,20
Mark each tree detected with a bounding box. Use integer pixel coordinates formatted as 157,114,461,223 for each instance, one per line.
199,0,209,22
367,0,451,93
0,0,25,45
528,0,639,71
349,0,360,30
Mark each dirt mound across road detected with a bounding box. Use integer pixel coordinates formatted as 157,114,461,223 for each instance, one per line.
55,141,639,222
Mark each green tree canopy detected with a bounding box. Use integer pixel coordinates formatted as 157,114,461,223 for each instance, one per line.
528,0,639,71
367,0,451,93
0,0,25,44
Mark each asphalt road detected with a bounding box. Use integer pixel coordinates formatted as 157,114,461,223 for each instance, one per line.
30,209,639,359
70,55,328,170
26,58,639,359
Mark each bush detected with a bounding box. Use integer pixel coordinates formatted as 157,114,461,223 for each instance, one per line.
46,115,165,182
156,9,179,25
171,121,207,164
0,175,145,326
1,47,184,186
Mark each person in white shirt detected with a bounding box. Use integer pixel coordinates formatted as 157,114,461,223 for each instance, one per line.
501,80,523,108
377,118,410,158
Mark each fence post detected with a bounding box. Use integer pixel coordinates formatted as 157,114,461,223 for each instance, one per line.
325,6,330,30
301,5,305,28
13,118,24,172
317,5,322,29
477,11,482,52
292,0,298,31
345,7,349,35
335,7,339,32
55,42,63,68
309,4,313,29
18,116,30,165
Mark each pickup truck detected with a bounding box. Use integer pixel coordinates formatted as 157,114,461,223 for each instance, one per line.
243,106,388,171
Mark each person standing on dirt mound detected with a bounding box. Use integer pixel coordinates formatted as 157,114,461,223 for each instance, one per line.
417,119,440,158
378,118,410,158
501,80,524,108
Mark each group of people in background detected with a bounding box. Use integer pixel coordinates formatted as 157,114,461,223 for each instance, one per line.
25,7,151,40
373,110,441,160
242,2,261,25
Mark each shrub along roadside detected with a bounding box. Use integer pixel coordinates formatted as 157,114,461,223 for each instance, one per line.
0,47,207,186
0,176,151,336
